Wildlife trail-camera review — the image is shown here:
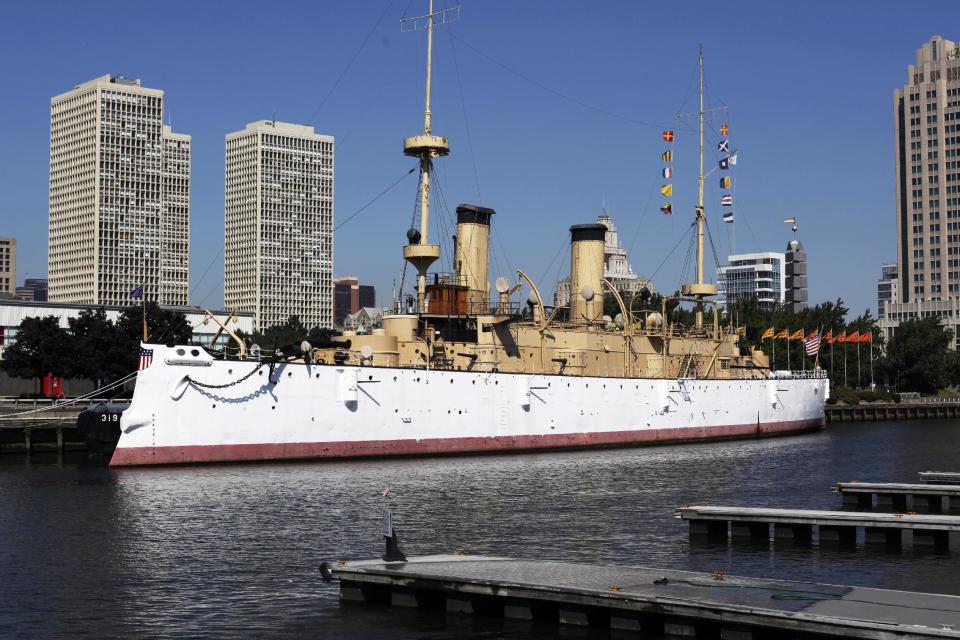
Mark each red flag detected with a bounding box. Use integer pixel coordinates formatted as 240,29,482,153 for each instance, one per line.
662,130,675,142
847,331,860,343
835,330,847,343
860,332,873,343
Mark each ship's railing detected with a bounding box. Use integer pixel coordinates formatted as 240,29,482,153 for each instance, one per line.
769,369,829,380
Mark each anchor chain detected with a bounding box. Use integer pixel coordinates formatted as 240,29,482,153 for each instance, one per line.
186,362,267,389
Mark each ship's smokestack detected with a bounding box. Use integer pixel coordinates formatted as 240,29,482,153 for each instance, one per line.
455,204,496,312
568,224,606,326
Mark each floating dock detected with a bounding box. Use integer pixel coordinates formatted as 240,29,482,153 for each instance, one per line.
676,505,960,548
921,471,960,485
834,482,960,514
330,554,960,638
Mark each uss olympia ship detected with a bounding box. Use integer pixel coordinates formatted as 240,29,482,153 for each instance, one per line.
111,6,828,466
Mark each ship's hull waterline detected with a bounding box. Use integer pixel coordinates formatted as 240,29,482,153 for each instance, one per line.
112,345,828,466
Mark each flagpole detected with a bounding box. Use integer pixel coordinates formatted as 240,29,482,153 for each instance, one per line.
870,334,875,388
856,337,861,389
813,325,823,370
787,326,791,371
142,292,147,343
830,333,834,381
772,331,776,371
843,335,847,388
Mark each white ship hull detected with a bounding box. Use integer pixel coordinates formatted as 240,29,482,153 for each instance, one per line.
112,344,829,466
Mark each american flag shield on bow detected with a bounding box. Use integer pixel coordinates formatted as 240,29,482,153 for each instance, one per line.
138,346,154,370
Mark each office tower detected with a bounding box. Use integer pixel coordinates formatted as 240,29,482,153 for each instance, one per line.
0,237,14,296
883,36,960,349
333,276,376,328
716,252,785,310
224,120,334,331
48,75,190,305
877,263,898,319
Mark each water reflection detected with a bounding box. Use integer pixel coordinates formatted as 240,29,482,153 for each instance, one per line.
1,420,959,638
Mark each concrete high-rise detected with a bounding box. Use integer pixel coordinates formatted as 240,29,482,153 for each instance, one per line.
224,120,334,332
48,75,191,305
0,237,15,297
883,36,960,349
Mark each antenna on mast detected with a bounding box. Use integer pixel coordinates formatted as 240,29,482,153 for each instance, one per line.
400,2,461,314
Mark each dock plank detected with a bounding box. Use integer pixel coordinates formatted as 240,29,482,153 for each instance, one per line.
921,472,960,485
676,506,960,531
331,555,960,638
835,482,960,496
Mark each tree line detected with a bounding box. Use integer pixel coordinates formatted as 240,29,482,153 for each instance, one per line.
1,304,192,388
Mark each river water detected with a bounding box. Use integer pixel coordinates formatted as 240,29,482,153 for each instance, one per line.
1,419,958,638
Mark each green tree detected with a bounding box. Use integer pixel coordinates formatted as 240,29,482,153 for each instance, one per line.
67,308,129,386
884,317,953,393
117,302,193,347
0,316,74,383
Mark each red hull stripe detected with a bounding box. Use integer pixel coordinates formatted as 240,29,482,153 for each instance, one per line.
109,418,824,466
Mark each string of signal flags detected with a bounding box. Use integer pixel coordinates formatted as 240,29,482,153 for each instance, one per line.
757,327,875,387
659,125,738,223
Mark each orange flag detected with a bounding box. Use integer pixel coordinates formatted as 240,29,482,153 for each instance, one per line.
806,329,818,340
860,332,873,343
847,331,860,343
774,329,789,339
835,330,847,343
823,329,834,343
789,329,805,341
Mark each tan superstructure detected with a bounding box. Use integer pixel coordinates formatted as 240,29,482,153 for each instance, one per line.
293,32,766,383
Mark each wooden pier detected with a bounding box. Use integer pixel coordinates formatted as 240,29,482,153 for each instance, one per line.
0,398,124,455
920,471,960,485
676,505,960,548
825,401,960,423
330,554,960,638
834,482,960,514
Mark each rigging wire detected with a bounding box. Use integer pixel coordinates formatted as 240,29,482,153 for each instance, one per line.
678,227,697,293
648,221,695,283
449,33,668,130
306,0,403,124
335,166,418,232
447,28,483,203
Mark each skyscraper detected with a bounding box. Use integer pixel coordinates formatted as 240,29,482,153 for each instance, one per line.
883,36,960,349
48,75,190,305
894,36,960,303
0,237,15,297
224,120,334,331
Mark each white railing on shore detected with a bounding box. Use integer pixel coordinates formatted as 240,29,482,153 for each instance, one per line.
0,397,131,408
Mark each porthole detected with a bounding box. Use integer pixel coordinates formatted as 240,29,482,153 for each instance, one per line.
458,410,462,415
393,376,397,382
316,373,320,379
212,404,216,409
176,348,185,356
450,379,454,384
369,375,373,381
259,370,263,376
190,349,200,357
228,369,233,375
271,405,276,410
288,372,292,377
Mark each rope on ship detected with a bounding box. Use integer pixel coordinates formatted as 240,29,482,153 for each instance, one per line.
0,372,138,420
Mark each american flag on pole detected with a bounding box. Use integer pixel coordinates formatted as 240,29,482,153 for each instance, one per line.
138,347,154,370
804,332,821,357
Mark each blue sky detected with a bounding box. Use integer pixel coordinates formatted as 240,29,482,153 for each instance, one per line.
0,0,954,318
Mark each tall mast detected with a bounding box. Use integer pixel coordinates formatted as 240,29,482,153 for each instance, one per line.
401,1,459,313
680,45,717,332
